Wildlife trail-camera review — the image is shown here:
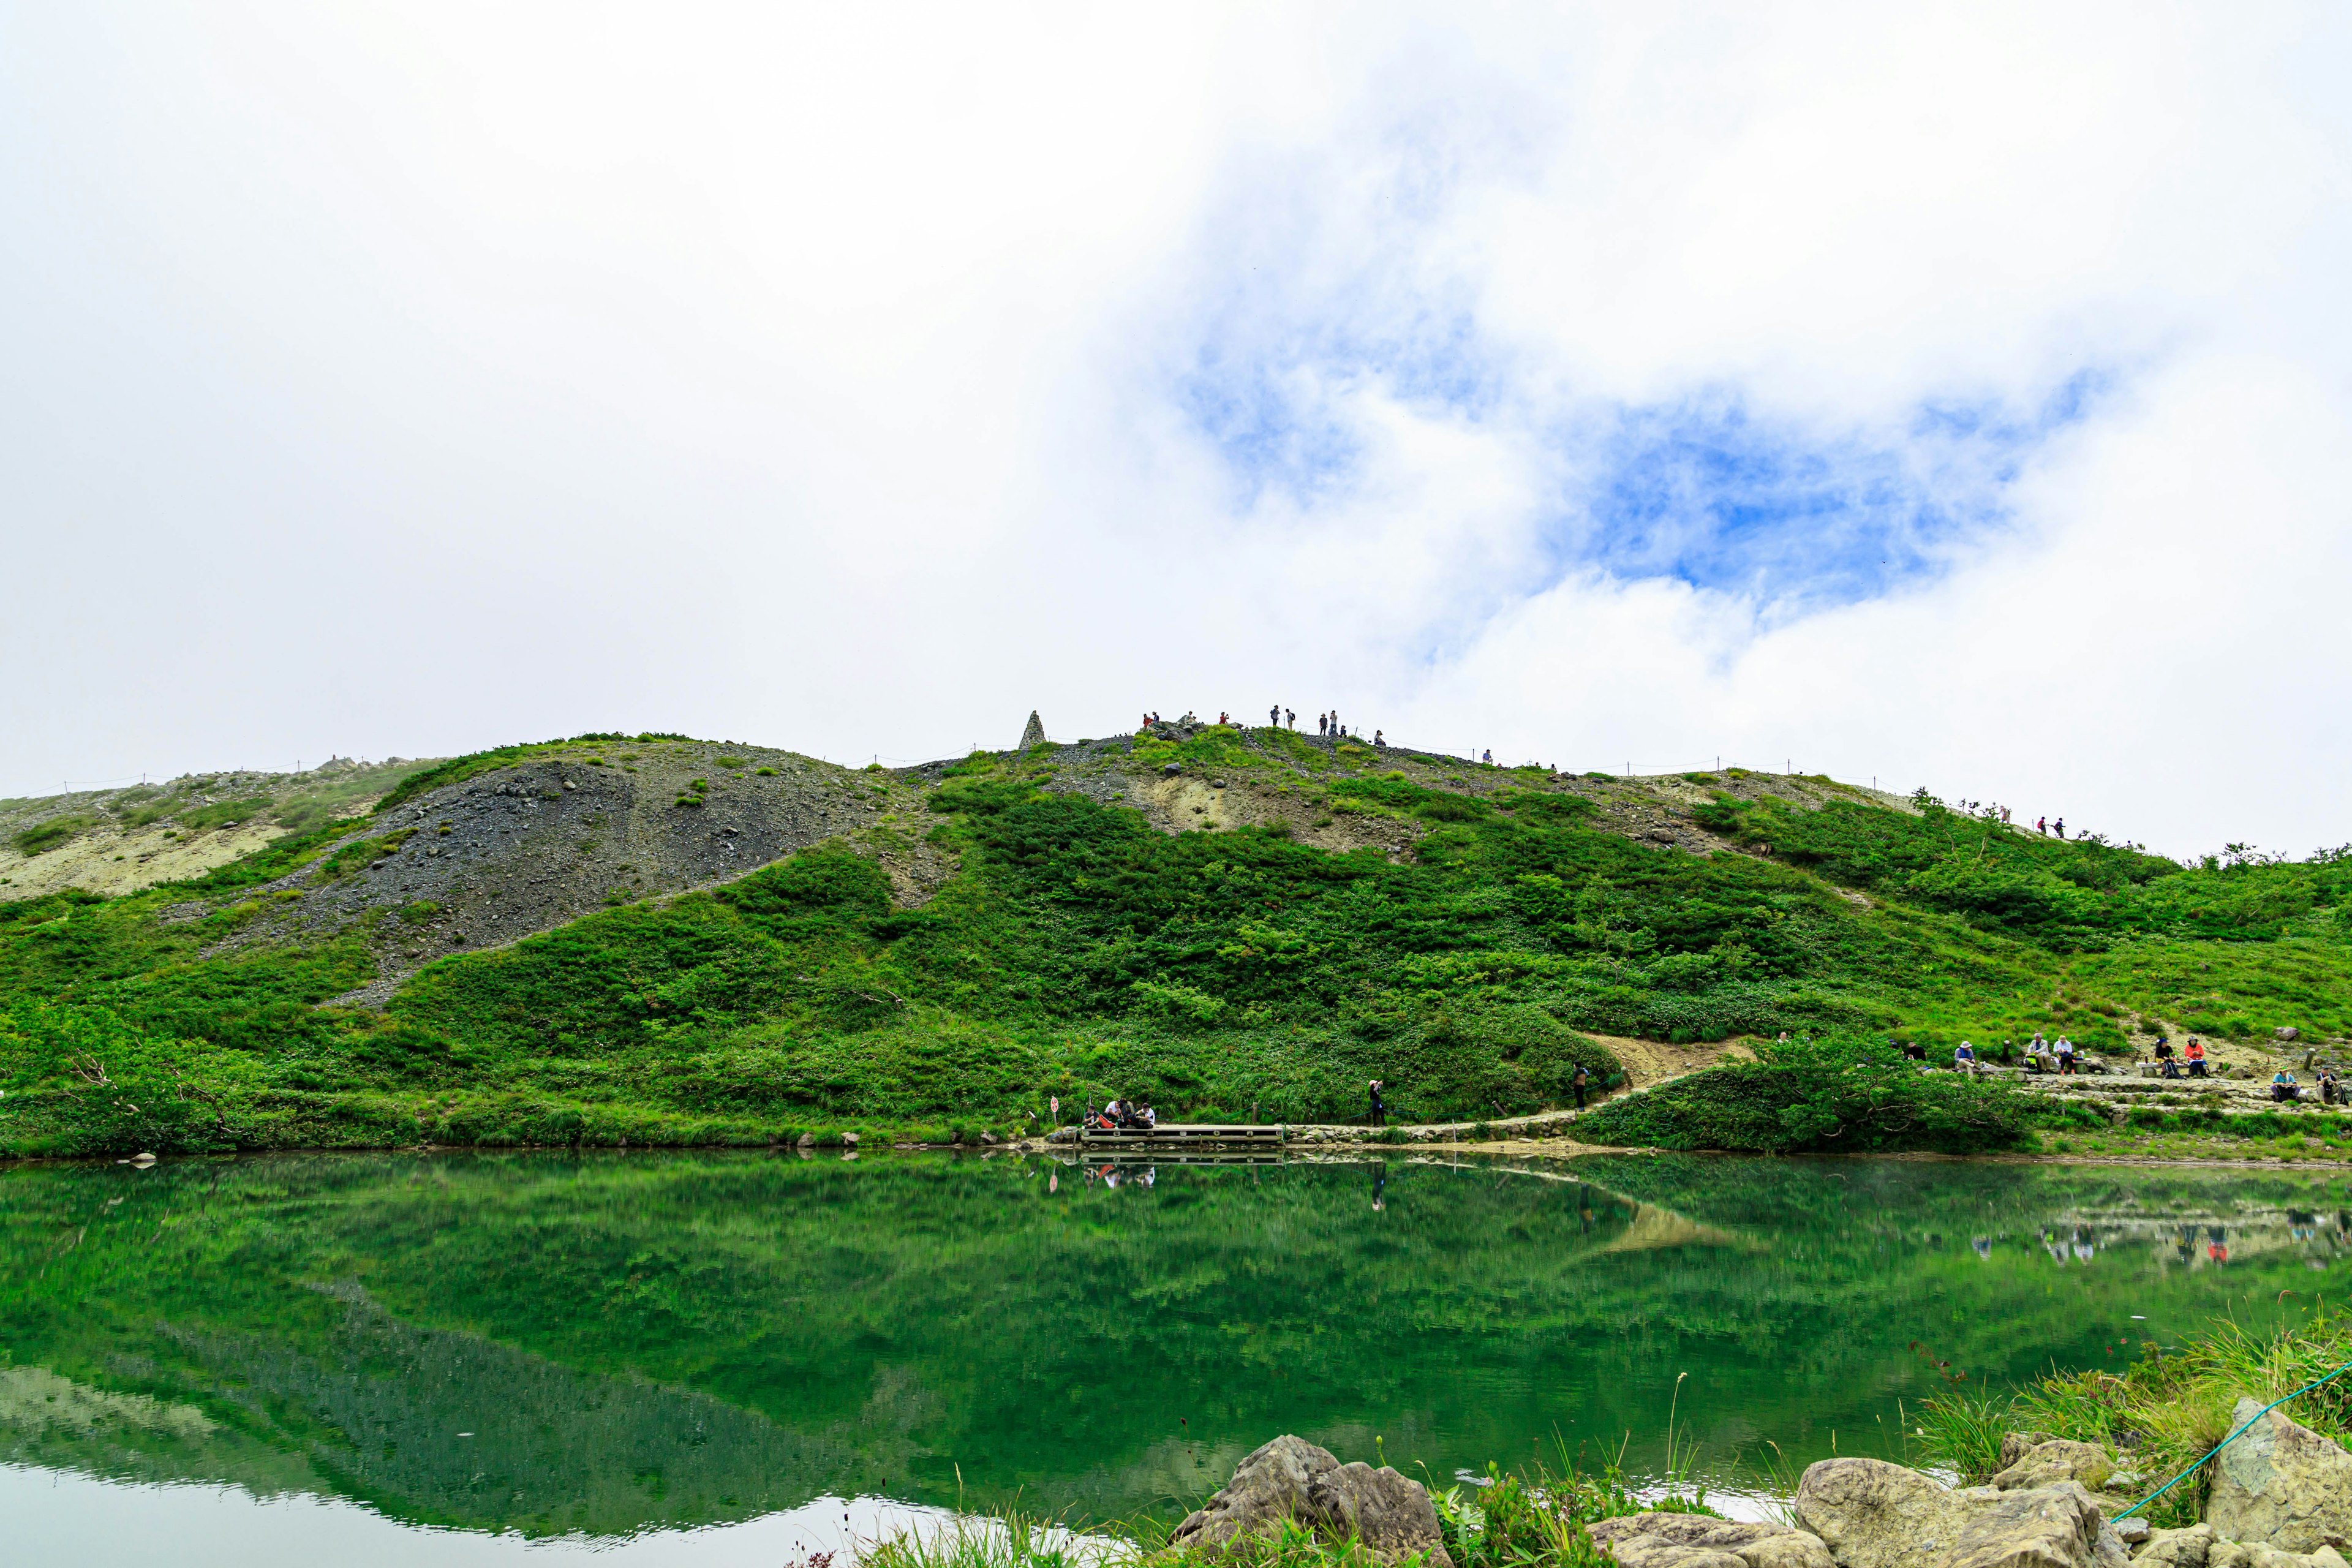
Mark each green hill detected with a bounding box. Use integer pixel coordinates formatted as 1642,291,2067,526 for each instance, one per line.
2,723,2348,1158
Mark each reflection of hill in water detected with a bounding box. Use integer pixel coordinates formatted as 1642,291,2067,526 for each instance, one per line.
2,1289,899,1536
6,1150,2351,1538
167,1285,893,1534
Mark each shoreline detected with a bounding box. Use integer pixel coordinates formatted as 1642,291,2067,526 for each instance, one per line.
10,1133,2352,1172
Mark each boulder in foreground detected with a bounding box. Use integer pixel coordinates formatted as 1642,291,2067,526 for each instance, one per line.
2209,1396,2352,1555
1172,1434,1455,1568
1792,1455,2127,1568
1587,1510,1833,1567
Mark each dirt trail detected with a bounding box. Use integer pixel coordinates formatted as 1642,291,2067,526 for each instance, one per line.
1581,1031,1755,1090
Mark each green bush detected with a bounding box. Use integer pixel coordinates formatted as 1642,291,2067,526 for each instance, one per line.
11,814,103,856
179,797,274,832
1576,1045,2038,1155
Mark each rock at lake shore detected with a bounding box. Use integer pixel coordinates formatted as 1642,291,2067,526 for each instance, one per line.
2208,1397,2352,1555
1587,1512,1833,1567
1793,1456,2127,1568
1171,1435,1454,1568
1992,1436,2115,1494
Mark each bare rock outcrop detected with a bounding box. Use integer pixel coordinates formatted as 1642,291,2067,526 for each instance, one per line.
2209,1398,2352,1556
1171,1434,1454,1567
1792,1456,2127,1568
1992,1436,2115,1494
1587,1511,1833,1567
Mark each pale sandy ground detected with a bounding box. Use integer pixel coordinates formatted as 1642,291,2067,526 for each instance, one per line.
0,819,304,899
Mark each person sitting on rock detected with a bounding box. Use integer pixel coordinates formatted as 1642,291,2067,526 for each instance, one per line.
1954,1040,1978,1076
2186,1038,2208,1077
2273,1070,2301,1104
2320,1068,2339,1106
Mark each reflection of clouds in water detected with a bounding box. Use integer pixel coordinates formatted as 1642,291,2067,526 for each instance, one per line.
0,1472,985,1568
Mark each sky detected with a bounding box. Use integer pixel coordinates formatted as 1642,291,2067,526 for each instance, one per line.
3,2,2348,858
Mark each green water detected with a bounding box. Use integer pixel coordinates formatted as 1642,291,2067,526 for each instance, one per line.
6,1149,2352,1559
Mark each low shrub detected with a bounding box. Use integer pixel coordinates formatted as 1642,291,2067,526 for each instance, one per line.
12,814,105,856
1576,1038,2038,1154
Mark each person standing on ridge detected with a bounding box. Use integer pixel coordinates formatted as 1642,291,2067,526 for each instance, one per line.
1269,703,1280,728
1286,708,1296,729
2037,816,2047,835
2055,818,2065,839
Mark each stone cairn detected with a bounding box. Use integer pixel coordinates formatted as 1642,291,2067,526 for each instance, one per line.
1019,711,1047,750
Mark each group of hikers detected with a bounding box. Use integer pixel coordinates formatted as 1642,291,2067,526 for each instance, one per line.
1932,1031,2207,1077
2271,1066,2342,1104
1085,1098,1158,1131
1265,704,1385,748
1917,1032,2345,1105
1134,707,1539,762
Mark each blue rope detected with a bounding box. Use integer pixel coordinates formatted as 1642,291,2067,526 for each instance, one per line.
2115,1355,2352,1521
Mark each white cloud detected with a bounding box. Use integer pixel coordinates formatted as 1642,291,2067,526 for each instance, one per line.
2,3,2346,854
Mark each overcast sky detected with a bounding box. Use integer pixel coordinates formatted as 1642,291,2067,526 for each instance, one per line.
4,4,2348,857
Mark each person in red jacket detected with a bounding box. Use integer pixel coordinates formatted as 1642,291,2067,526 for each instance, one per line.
2185,1038,2207,1079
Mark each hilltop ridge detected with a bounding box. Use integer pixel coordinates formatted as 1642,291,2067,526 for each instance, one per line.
1,718,2347,1159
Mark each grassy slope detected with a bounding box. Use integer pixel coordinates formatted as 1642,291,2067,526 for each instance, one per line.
1,733,2348,1158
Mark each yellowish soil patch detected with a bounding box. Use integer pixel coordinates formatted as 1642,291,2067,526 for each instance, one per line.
1582,1031,1756,1090
0,819,309,898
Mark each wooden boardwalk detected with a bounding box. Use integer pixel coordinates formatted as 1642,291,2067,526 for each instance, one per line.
1072,1122,1286,1150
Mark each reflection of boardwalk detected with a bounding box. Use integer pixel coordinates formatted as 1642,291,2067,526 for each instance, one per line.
1089,1148,1748,1252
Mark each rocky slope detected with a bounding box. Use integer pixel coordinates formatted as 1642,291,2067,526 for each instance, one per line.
10,722,1918,1004
197,739,926,1003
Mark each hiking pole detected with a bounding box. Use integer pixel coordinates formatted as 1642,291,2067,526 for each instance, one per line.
2114,1354,2352,1521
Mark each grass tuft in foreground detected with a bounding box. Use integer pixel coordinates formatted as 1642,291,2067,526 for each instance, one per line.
863,1444,1709,1568
1913,1306,2352,1528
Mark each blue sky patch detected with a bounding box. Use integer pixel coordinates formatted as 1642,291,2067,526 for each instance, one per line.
1571,374,2103,610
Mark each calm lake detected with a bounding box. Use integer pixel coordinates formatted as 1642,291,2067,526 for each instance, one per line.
7,1148,2351,1564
